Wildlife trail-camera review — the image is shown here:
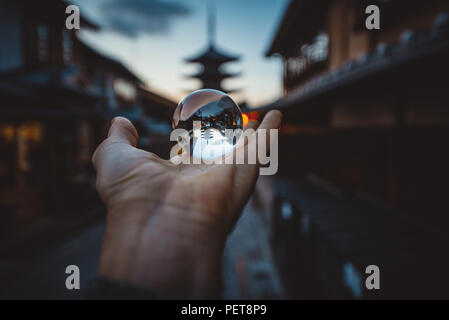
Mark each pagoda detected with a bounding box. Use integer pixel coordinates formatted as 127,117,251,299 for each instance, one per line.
185,1,240,92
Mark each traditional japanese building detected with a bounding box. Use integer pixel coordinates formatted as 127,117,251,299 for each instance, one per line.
184,1,240,92
261,0,449,298
0,1,104,231
0,0,175,258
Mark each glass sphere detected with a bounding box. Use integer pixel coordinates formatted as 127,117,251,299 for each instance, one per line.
172,89,243,160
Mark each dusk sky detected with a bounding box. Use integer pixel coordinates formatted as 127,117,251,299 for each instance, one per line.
72,0,289,107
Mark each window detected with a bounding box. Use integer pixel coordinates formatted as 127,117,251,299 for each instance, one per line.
113,78,137,104
17,122,43,188
37,24,49,62
0,124,16,187
307,33,329,62
63,30,73,64
287,32,329,77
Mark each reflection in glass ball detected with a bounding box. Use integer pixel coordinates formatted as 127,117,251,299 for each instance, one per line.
172,89,243,160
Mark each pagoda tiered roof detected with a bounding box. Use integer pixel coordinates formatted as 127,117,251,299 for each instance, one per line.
185,44,240,64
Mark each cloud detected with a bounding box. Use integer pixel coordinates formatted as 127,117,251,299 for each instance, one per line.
100,0,191,37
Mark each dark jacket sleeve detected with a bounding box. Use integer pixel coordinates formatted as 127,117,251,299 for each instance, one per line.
88,277,157,300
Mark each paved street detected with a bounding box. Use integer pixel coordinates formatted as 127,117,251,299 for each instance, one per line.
3,201,283,299
223,203,284,299
4,222,105,299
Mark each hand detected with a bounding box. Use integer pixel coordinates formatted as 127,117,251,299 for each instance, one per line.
92,110,282,298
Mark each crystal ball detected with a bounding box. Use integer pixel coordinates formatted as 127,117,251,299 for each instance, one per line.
172,89,243,160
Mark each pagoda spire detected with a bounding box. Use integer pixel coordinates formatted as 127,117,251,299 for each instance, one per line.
207,0,216,47
184,0,241,93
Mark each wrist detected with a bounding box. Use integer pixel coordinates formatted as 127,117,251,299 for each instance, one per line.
98,201,227,298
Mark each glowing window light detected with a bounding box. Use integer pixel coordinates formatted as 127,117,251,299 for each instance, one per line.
242,113,249,127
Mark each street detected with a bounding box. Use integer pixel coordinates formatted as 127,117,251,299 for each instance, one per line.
4,201,283,299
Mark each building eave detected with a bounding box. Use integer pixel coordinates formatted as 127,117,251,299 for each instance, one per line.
259,21,449,115
185,45,240,64
75,36,143,84
139,88,177,110
265,0,330,58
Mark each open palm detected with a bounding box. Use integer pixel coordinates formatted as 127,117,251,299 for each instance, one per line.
92,110,281,298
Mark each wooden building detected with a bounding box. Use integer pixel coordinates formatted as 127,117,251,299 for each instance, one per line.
0,1,103,233
262,0,449,298
0,0,175,254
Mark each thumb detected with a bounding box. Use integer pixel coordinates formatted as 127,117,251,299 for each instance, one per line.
107,116,139,147
256,109,282,154
92,117,139,169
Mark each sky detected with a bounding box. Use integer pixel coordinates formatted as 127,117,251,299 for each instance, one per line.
72,0,288,107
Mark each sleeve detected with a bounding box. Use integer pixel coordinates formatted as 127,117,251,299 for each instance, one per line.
87,277,157,300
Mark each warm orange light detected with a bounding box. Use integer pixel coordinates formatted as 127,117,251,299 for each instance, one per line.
248,111,260,122
242,113,249,127
19,122,42,142
0,124,15,142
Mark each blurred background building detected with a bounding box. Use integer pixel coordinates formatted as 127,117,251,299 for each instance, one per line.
258,0,449,298
0,0,175,279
